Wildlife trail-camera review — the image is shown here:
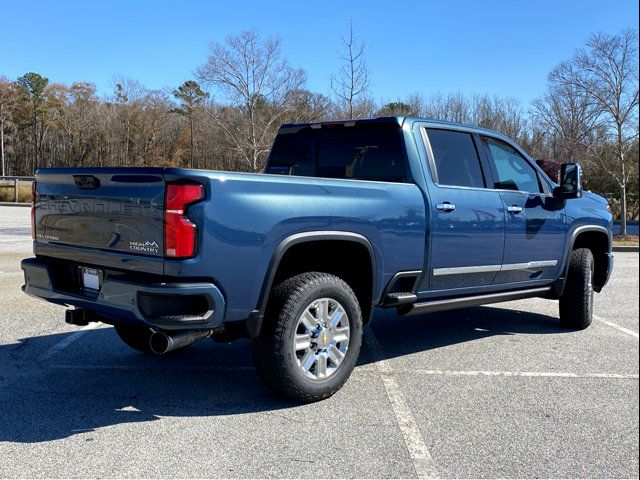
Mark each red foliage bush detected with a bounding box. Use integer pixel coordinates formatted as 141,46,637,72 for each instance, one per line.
535,159,561,183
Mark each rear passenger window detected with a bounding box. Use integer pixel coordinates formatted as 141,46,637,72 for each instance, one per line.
482,137,541,193
426,129,485,188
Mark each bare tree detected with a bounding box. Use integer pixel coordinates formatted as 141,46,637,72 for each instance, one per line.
472,95,526,141
447,92,473,124
331,21,371,119
197,30,306,171
405,93,427,116
45,82,101,167
532,80,603,164
282,89,332,123
550,30,639,235
423,93,452,121
109,77,146,166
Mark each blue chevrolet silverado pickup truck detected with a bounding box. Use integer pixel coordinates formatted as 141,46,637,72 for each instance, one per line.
21,116,614,402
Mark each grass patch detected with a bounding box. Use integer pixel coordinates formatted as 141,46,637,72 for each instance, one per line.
0,182,32,203
613,234,639,247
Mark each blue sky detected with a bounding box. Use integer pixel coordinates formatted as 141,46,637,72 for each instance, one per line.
1,0,637,106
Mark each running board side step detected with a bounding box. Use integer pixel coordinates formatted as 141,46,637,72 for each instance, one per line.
397,287,551,316
384,292,418,307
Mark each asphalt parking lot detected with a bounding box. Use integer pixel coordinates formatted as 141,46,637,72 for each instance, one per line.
0,205,638,478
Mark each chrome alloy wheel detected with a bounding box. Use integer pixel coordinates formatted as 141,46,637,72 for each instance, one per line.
293,298,350,380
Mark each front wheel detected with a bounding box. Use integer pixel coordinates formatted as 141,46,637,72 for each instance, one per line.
559,248,595,330
252,272,363,403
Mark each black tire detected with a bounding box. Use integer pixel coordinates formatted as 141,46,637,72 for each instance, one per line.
252,272,363,403
114,323,155,354
559,248,595,330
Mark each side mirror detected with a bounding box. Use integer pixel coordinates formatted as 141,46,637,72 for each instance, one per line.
553,163,583,199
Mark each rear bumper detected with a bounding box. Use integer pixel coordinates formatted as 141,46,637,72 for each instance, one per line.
21,257,226,330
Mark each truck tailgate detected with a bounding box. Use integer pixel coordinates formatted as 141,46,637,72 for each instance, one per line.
35,169,165,258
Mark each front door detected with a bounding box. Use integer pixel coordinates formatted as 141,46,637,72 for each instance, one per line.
480,136,566,284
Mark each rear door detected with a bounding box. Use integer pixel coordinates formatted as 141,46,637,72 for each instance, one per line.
479,136,565,284
418,128,506,292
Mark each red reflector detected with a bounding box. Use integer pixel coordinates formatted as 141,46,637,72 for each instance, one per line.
31,181,37,240
164,184,204,258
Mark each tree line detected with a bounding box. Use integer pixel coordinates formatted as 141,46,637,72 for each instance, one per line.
0,28,638,233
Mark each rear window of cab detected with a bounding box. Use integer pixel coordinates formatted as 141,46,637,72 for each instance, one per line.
266,125,409,183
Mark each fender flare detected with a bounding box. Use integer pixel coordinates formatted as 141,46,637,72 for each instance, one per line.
244,231,377,337
549,225,611,298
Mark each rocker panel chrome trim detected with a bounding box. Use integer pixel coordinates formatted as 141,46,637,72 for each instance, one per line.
433,260,557,276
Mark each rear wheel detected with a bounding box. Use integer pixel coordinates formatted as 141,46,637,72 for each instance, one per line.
559,248,595,330
114,323,155,354
252,272,363,403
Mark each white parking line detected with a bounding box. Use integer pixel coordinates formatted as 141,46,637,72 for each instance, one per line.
46,363,639,382
365,329,438,480
38,322,103,360
403,369,639,379
46,364,638,380
595,315,639,339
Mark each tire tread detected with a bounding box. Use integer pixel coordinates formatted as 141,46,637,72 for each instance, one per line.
252,272,362,403
559,248,594,330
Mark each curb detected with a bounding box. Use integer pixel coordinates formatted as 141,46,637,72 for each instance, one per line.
0,202,30,207
613,246,639,252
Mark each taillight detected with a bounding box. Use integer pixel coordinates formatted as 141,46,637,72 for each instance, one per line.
164,183,204,258
31,181,37,239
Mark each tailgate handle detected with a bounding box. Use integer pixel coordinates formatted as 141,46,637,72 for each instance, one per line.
74,175,100,189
